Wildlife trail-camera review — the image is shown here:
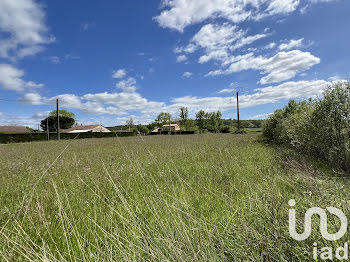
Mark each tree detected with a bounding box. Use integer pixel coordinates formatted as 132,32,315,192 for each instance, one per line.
139,126,149,135
49,110,76,119
155,112,171,126
40,116,75,132
179,107,188,130
126,118,134,131
195,110,206,131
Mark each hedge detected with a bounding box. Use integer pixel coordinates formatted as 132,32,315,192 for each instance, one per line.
149,131,196,135
0,131,136,144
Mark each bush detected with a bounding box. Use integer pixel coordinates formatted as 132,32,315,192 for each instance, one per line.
220,126,231,133
263,81,350,172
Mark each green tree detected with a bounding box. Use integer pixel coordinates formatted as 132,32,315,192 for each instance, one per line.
195,110,206,131
139,126,149,135
179,107,189,130
155,112,171,126
40,116,75,132
49,110,76,119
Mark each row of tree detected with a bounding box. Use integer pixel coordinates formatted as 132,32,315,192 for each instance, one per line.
138,107,262,134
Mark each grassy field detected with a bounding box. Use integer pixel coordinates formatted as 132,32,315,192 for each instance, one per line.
0,134,349,261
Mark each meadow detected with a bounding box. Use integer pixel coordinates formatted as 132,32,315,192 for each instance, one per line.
1,134,349,261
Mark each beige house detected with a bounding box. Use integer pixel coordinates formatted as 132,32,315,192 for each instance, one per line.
152,123,181,133
65,125,111,133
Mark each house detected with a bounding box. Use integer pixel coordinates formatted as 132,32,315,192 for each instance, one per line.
0,126,31,134
162,123,180,131
64,125,111,133
151,123,181,133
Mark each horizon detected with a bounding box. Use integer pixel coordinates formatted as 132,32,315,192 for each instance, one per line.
0,0,349,128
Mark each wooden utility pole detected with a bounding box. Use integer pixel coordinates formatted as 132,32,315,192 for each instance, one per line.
47,117,49,140
56,99,60,140
237,91,240,132
168,115,171,135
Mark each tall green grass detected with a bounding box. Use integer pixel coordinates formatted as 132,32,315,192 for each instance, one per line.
0,134,349,261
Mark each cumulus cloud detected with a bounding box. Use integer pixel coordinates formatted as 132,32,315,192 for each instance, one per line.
116,77,137,92
112,69,127,79
0,64,44,92
177,23,268,65
155,0,301,32
279,38,304,50
207,50,320,84
166,79,330,113
0,0,54,59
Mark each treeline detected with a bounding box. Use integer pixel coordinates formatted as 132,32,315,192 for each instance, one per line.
124,108,263,134
263,81,350,172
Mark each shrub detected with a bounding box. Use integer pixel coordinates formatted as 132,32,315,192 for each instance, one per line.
220,126,231,133
263,81,350,172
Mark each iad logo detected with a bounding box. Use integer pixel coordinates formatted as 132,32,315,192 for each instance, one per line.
288,199,347,241
288,199,348,260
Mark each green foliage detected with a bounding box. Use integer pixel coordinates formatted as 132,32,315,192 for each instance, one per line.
40,116,75,132
219,126,230,133
179,107,189,130
263,81,350,172
195,110,223,132
49,110,76,119
155,112,172,126
139,125,149,134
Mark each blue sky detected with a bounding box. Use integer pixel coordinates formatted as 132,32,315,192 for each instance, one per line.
0,0,349,127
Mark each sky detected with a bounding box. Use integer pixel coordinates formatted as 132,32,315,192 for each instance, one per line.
0,0,349,127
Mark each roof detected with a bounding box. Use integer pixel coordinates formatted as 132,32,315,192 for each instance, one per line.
65,125,101,132
162,124,179,127
0,126,31,134
66,130,91,133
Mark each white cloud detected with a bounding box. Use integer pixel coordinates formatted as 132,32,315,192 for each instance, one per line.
0,64,43,92
0,0,54,59
116,77,137,92
112,69,127,79
232,33,268,50
32,111,50,119
250,113,272,119
182,72,193,78
217,88,235,94
176,55,187,63
155,0,301,32
265,42,276,49
167,79,329,113
279,38,304,50
178,23,267,65
207,50,320,84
